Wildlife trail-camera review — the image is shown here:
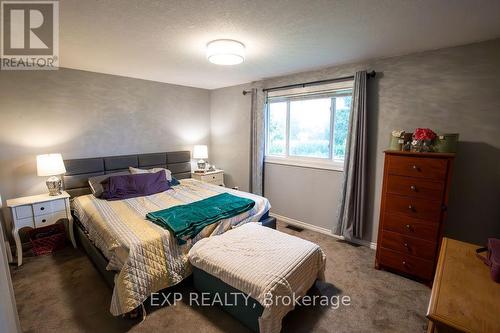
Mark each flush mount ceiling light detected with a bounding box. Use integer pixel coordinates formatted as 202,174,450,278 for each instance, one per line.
206,39,245,65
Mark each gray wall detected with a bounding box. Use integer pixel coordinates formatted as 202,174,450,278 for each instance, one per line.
0,68,210,230
210,38,500,245
210,83,252,192
264,164,343,231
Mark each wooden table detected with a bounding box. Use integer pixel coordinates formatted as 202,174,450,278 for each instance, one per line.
427,237,500,332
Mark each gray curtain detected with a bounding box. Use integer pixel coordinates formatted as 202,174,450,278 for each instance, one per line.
249,87,266,195
335,71,368,240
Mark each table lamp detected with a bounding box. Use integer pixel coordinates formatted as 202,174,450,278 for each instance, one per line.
193,145,208,171
36,154,66,196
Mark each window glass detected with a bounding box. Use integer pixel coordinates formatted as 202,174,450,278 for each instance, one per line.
333,96,352,160
267,102,287,155
289,98,331,158
265,85,353,169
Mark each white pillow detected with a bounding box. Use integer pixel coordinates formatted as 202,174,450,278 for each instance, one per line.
129,166,172,181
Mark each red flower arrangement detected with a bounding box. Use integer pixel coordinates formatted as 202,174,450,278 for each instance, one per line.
413,128,437,141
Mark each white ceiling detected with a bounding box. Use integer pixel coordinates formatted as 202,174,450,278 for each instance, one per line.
60,0,500,89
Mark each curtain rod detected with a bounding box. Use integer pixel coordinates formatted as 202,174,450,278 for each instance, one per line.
262,70,376,93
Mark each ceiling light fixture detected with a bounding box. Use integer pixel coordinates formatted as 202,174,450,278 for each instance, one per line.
206,39,245,65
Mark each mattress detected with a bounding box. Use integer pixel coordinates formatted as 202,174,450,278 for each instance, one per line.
71,178,270,316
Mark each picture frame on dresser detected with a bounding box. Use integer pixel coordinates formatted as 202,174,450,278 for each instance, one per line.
375,150,455,284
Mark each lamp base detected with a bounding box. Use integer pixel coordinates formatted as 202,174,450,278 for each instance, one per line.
197,159,207,171
46,176,62,196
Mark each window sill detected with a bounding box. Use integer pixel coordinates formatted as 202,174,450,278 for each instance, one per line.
264,156,344,172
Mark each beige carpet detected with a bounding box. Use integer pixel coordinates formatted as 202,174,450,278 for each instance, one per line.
11,221,430,333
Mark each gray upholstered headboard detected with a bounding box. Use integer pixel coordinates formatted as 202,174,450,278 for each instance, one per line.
63,151,191,197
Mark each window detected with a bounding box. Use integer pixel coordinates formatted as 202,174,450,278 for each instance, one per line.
267,102,287,155
265,82,352,171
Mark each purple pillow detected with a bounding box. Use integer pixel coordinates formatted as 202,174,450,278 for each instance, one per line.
100,170,170,200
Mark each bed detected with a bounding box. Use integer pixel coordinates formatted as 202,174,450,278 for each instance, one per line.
63,151,272,316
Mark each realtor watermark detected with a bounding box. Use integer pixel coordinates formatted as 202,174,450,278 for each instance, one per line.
1,0,59,70
151,292,351,310
262,292,351,309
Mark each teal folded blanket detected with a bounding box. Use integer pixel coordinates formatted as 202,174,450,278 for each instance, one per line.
146,193,255,244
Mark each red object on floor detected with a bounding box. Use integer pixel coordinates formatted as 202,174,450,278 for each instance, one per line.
28,223,67,256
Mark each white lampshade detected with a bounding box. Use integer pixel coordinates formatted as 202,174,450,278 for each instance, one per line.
206,39,245,65
193,145,208,159
36,154,66,176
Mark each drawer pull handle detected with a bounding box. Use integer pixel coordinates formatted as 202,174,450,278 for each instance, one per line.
410,185,416,191
402,260,407,265
40,207,45,211
42,219,46,223
408,205,414,211
412,165,418,170
405,224,411,229
404,242,409,248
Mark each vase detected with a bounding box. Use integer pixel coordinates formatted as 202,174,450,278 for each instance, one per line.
389,135,403,150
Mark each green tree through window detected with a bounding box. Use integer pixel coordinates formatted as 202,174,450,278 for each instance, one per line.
266,92,352,165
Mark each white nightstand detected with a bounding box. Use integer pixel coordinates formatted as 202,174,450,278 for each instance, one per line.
6,191,76,266
191,170,225,186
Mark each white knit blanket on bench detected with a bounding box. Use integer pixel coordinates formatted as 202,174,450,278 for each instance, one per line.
189,222,326,333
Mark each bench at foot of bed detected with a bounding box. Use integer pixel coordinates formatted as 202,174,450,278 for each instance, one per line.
193,267,263,332
189,222,326,333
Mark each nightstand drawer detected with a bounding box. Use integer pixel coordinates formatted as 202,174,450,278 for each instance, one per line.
201,173,223,183
34,211,67,228
33,199,66,216
16,217,35,229
15,205,33,219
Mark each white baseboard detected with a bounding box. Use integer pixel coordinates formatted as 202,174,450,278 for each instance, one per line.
270,213,377,250
271,213,332,235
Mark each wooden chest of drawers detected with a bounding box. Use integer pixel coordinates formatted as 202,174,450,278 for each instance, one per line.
375,150,455,283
